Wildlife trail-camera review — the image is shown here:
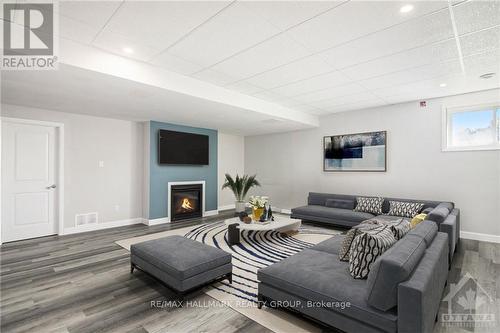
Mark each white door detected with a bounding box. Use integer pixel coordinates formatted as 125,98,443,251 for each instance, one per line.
2,120,58,242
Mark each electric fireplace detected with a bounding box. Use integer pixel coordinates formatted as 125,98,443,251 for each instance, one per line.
170,184,203,222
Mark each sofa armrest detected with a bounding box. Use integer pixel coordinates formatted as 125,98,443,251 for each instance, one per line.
398,233,448,333
439,212,457,263
450,208,460,247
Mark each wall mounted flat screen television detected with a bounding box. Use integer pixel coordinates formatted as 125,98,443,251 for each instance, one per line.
158,129,209,165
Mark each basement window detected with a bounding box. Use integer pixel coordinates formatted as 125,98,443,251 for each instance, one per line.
443,104,500,151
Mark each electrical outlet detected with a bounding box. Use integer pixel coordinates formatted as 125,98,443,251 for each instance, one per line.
98,161,104,168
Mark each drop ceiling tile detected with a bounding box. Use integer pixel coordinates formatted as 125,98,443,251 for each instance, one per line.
59,1,122,28
242,1,342,31
319,8,453,70
245,54,334,90
168,2,281,67
460,26,500,57
271,70,352,97
341,39,458,81
103,1,230,50
371,74,474,100
225,81,264,95
287,1,449,52
191,68,238,86
210,33,311,80
92,30,161,62
463,49,500,77
150,51,204,75
359,58,463,90
292,83,367,104
309,92,382,109
59,15,99,44
452,0,500,35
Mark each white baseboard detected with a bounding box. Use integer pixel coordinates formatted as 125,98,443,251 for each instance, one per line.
204,210,218,217
271,207,291,215
144,210,218,226
461,231,500,244
218,204,235,211
63,218,144,235
279,208,292,215
145,217,170,226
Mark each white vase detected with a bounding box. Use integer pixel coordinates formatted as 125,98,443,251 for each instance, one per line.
235,201,246,213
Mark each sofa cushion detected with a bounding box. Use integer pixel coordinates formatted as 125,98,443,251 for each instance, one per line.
387,201,424,218
366,234,427,311
349,225,397,279
426,203,451,224
354,197,384,215
257,249,397,332
310,236,344,255
325,198,355,210
407,220,438,247
291,205,375,222
130,236,231,280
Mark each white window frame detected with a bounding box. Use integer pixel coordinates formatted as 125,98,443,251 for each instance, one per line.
442,102,500,152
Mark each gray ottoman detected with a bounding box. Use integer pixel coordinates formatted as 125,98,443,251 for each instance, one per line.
130,235,232,294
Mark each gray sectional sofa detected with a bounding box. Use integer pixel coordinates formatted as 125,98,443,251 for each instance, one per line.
291,192,459,261
257,220,449,333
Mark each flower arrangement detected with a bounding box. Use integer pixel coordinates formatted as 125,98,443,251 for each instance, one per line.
248,196,269,221
248,196,268,208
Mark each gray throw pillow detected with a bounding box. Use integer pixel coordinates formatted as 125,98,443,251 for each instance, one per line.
325,198,355,210
354,197,384,215
426,203,451,223
349,225,397,279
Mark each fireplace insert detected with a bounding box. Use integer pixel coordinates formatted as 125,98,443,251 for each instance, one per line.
170,184,203,222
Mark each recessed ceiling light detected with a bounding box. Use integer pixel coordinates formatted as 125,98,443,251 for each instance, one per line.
439,83,447,87
479,72,495,79
400,4,414,13
122,47,134,54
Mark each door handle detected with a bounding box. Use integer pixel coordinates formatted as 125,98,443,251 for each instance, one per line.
46,184,57,189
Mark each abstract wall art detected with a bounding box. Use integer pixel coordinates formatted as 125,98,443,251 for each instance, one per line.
323,131,387,172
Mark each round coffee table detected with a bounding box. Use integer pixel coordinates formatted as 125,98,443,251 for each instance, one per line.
225,215,301,245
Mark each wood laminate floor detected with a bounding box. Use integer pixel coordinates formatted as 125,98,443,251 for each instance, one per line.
1,212,499,333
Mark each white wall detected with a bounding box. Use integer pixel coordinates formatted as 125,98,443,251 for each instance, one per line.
218,132,245,209
1,104,144,229
245,89,500,238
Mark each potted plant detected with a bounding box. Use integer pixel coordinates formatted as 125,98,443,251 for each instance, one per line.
222,174,261,213
248,196,268,221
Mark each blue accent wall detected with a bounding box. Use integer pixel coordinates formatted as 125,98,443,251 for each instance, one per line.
149,121,218,219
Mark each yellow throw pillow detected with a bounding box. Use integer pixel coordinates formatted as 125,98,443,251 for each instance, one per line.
411,213,427,228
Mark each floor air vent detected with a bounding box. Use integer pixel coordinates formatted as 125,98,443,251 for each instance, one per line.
75,212,98,226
